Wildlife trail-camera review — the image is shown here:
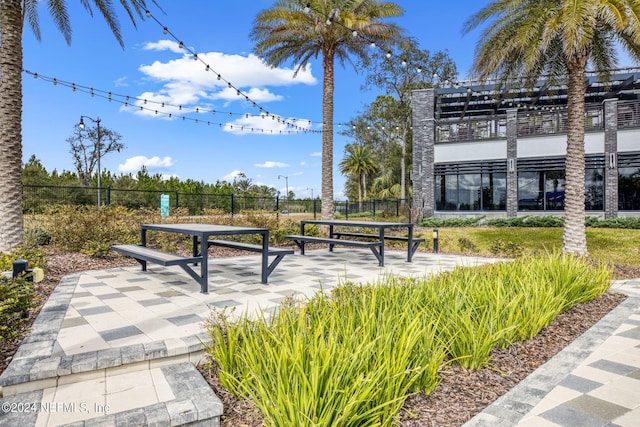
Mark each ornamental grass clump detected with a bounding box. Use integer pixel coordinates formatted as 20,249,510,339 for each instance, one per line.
204,252,612,425
205,279,446,427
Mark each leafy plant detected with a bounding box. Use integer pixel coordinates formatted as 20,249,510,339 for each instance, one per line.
0,276,36,340
457,237,477,252
419,216,485,227
489,239,524,257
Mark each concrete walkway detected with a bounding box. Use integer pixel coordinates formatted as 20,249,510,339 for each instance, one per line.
0,248,637,426
465,279,640,427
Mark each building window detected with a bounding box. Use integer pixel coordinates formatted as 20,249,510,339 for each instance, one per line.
586,169,604,210
619,167,640,210
482,173,507,210
435,169,506,211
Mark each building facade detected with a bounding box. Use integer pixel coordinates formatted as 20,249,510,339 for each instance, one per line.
411,69,640,219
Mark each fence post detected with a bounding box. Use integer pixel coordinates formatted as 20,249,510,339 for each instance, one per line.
106,186,111,206
175,191,179,208
313,198,317,219
276,195,279,212
345,200,349,219
231,194,235,217
396,199,399,217
373,200,376,218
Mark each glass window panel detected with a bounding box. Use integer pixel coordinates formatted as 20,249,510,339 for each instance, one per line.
458,174,481,210
444,175,458,210
619,167,640,210
585,168,603,210
518,171,543,210
435,175,458,210
544,171,565,210
482,173,506,210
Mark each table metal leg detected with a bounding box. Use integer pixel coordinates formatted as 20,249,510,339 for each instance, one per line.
378,227,385,266
200,233,208,293
261,231,269,284
407,225,414,262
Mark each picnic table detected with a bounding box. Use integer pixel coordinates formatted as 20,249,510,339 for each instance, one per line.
112,223,292,293
286,219,424,266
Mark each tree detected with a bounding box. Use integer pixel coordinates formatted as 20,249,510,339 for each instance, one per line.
22,155,51,186
0,1,155,252
339,143,379,208
362,41,457,201
67,123,124,187
251,0,403,221
464,0,640,257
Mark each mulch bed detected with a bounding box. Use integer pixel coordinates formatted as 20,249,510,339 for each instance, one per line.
1,248,636,426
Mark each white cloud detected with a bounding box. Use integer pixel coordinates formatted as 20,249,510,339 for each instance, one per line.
254,161,290,168
143,40,185,54
222,170,244,181
114,76,128,87
128,44,318,121
118,156,175,173
310,152,322,157
222,114,313,135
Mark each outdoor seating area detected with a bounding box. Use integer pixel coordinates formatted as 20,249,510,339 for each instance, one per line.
0,248,500,426
111,220,424,293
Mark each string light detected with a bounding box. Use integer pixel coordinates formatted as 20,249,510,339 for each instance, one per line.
25,69,320,135
140,6,305,132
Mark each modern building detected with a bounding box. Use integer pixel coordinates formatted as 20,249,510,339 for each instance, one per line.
411,68,640,219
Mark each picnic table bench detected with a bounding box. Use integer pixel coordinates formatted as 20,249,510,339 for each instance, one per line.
332,232,425,256
286,219,423,266
111,244,206,287
207,239,293,278
285,235,383,265
111,223,286,294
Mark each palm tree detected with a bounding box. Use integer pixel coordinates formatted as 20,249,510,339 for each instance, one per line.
340,143,379,209
251,0,403,220
464,0,640,257
0,1,154,252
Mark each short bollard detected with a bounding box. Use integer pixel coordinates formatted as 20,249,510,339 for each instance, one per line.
12,259,29,278
432,228,439,253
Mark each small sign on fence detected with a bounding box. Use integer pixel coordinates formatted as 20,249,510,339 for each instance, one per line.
160,194,170,217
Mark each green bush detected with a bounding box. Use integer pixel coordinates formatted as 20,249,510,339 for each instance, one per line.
457,237,478,253
204,253,611,425
0,248,47,272
0,276,36,340
489,239,525,257
43,205,142,256
485,216,565,227
419,216,485,227
586,216,640,229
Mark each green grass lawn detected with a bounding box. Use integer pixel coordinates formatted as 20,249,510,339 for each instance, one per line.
414,227,640,266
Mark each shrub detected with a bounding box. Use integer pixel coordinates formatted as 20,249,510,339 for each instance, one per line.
419,216,485,227
586,216,640,229
0,248,47,272
489,239,524,257
43,205,141,256
0,276,36,340
457,237,477,253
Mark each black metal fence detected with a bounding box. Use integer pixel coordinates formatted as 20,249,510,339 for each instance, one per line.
23,185,413,219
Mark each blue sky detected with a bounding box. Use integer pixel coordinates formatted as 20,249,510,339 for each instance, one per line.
22,1,490,199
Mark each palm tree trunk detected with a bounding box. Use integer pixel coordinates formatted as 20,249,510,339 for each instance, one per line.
562,62,588,256
0,1,25,252
321,48,335,220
